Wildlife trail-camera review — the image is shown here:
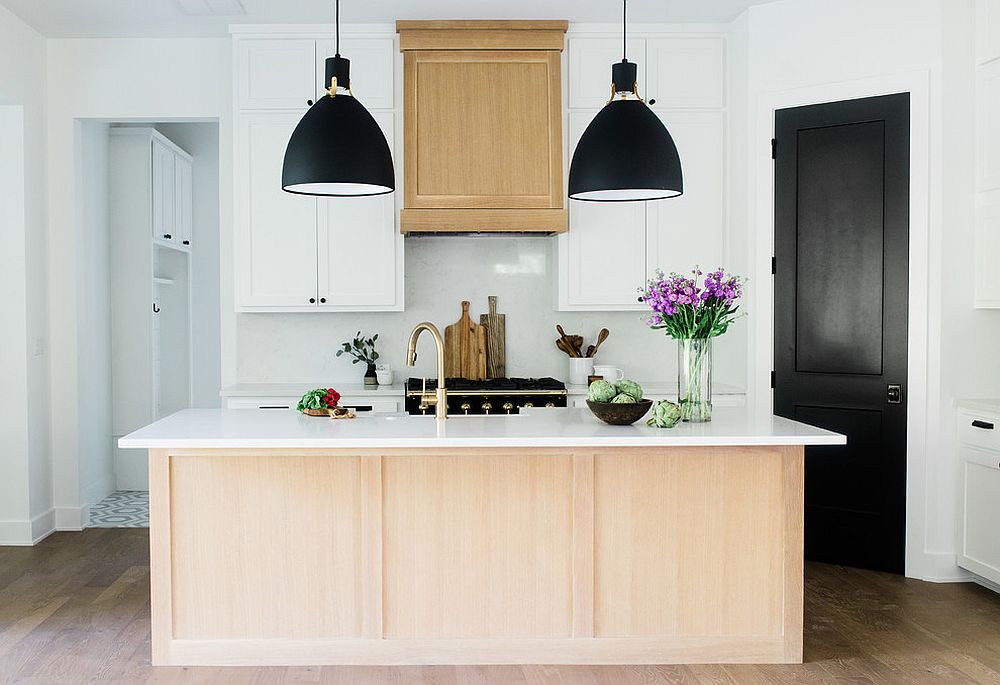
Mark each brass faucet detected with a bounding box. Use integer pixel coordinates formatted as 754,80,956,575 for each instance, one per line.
405,322,448,419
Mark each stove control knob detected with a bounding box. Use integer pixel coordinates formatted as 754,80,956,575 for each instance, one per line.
460,402,471,415
418,403,428,415
481,401,493,415
502,402,514,414
523,401,534,408
545,402,556,408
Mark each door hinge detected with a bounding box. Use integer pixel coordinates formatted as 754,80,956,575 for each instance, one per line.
771,138,777,160
771,256,776,275
770,370,776,389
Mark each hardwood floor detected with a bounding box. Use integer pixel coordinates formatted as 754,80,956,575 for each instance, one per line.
1,529,999,684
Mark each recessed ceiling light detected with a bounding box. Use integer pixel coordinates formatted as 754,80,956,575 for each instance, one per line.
175,0,246,16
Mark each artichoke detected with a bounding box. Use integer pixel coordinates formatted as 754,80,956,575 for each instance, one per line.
647,400,682,428
615,379,643,401
610,393,637,404
587,379,618,403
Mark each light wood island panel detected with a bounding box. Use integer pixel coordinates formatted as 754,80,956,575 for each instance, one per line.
149,445,804,665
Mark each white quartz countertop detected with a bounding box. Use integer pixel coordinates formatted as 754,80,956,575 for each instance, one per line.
119,407,844,450
220,382,746,398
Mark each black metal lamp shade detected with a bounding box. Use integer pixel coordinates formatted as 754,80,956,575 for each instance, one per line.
282,55,395,197
568,98,683,202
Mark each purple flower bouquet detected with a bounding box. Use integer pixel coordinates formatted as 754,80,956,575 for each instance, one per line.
640,268,745,422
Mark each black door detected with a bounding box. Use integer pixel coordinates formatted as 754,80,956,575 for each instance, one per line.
773,94,909,574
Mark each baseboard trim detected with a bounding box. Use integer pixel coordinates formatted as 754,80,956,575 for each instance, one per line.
908,551,972,583
0,509,56,546
54,505,89,531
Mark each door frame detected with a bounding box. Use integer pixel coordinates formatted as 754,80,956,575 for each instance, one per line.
750,70,954,581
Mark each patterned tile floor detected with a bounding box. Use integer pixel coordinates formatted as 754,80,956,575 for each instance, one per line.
88,491,149,528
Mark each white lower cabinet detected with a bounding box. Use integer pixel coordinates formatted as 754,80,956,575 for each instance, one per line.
236,111,402,311
559,110,725,311
958,409,1000,586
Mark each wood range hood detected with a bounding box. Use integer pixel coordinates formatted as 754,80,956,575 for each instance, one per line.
397,20,569,235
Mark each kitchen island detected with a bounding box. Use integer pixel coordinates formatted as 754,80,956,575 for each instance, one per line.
120,407,844,666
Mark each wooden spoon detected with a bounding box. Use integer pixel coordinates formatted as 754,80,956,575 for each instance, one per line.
589,328,610,358
556,325,580,357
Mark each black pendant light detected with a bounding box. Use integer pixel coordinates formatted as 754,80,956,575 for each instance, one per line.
282,0,395,196
568,0,683,202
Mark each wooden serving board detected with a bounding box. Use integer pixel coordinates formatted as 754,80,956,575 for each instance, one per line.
480,295,506,379
444,301,487,380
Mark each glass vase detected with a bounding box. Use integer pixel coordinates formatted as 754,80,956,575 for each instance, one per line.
677,338,713,423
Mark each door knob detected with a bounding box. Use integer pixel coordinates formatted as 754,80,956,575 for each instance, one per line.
887,384,902,404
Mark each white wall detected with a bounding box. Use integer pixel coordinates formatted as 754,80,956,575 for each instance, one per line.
155,122,222,408
76,121,114,511
0,4,51,545
45,37,231,530
740,0,1000,581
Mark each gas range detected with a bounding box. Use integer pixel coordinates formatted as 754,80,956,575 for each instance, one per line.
405,377,568,416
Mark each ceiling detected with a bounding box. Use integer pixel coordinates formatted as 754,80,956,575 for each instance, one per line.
0,0,776,38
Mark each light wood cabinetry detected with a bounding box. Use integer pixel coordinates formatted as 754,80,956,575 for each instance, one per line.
149,444,804,665
559,36,727,311
232,32,403,311
958,408,1000,586
397,21,568,234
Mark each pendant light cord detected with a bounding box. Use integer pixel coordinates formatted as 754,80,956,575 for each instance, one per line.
622,0,627,61
335,0,341,57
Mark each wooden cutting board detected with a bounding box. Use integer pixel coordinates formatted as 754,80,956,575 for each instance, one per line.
444,300,487,380
480,295,506,379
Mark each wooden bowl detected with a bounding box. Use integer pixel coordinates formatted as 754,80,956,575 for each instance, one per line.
586,399,653,426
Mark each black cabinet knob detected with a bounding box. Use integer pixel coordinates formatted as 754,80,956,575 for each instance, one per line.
309,298,316,304
163,234,171,240
182,240,190,246
307,99,314,106
319,297,327,304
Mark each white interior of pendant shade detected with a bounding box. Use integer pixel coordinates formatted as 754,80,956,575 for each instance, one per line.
570,188,684,202
283,182,394,197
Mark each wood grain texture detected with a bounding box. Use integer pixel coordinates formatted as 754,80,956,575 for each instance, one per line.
480,295,506,379
443,300,487,380
4,530,1000,681
400,208,568,233
145,446,807,665
381,453,575,639
593,448,786,639
397,21,568,52
169,454,364,640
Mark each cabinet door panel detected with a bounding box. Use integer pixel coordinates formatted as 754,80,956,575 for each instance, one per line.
560,111,646,311
961,450,1000,584
976,198,1000,308
567,38,645,109
175,155,193,246
237,113,318,308
152,139,176,242
978,60,1000,191
646,38,725,109
646,112,725,276
979,0,1000,65
317,112,400,309
317,38,395,109
238,39,316,110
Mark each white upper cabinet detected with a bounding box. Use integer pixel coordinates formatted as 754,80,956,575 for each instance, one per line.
559,110,646,311
151,138,176,243
237,112,319,308
978,59,1000,191
976,198,1000,308
979,0,1000,65
646,38,725,109
646,112,726,276
237,39,317,110
317,112,402,310
568,38,646,109
316,38,395,109
174,154,193,247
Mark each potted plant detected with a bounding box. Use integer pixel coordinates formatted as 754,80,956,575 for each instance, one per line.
337,331,381,386
640,268,744,423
